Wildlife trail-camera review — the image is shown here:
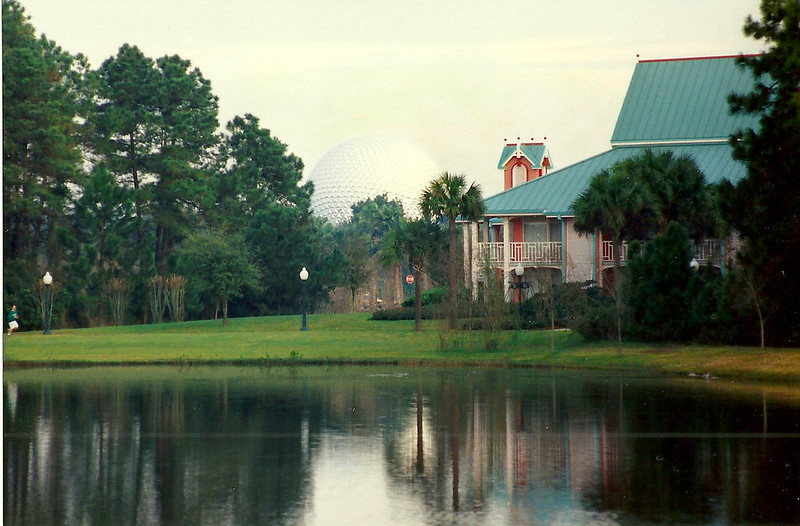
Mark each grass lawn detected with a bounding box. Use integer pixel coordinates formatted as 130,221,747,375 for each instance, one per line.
3,312,799,383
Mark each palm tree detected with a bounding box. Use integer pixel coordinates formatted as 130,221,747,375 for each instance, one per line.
573,165,652,350
617,149,712,239
381,218,445,332
419,173,485,330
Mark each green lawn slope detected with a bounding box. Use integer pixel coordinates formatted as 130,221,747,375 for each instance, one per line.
4,312,799,383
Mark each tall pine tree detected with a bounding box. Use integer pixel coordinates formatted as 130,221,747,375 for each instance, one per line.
723,0,800,346
3,0,82,261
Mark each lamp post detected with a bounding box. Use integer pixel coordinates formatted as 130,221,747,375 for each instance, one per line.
299,267,309,331
513,263,525,303
42,272,53,335
509,264,529,329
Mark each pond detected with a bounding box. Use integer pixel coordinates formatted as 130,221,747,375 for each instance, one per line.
4,366,800,525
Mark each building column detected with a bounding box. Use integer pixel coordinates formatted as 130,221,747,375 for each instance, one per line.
560,216,567,282
462,223,470,287
462,222,480,299
502,218,512,301
591,231,597,285
470,222,480,299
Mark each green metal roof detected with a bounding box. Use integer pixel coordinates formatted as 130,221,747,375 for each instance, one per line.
611,56,759,145
497,143,549,169
484,56,759,219
484,144,748,217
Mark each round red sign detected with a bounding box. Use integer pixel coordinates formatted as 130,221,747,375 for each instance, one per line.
405,274,414,285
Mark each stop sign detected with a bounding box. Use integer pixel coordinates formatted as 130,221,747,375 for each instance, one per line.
405,274,414,285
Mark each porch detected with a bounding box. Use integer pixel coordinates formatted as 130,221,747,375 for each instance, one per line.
476,242,562,266
601,239,723,265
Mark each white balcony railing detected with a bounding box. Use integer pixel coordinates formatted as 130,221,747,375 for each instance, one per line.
601,241,628,263
601,239,722,264
692,239,722,263
477,242,562,265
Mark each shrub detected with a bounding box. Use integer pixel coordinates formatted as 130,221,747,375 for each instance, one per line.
370,305,439,321
401,286,447,308
569,286,618,341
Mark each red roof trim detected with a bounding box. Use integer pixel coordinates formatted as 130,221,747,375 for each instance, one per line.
638,53,761,63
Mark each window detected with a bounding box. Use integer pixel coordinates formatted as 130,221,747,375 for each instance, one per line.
523,220,561,243
523,221,547,243
512,164,527,187
549,221,562,242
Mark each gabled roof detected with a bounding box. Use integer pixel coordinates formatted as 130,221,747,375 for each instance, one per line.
484,144,748,217
484,56,759,219
497,143,549,170
611,56,759,146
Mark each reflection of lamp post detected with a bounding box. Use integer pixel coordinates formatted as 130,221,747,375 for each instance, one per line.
42,272,53,335
299,267,309,331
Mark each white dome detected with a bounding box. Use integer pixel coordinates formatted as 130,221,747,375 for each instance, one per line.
307,135,441,225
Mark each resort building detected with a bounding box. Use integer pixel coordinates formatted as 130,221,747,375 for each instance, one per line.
463,55,759,298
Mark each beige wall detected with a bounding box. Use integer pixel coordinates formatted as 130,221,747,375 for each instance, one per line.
564,218,595,283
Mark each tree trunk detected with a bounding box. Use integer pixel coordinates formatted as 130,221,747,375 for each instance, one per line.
612,238,623,355
222,296,229,327
414,264,422,333
467,223,474,349
447,220,458,330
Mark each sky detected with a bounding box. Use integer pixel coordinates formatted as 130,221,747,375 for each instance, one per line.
19,0,765,196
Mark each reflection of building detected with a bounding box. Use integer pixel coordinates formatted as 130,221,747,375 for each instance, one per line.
463,56,759,295
387,378,628,522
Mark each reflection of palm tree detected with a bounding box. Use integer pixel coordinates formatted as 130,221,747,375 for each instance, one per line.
416,383,424,473
449,380,460,511
420,173,485,330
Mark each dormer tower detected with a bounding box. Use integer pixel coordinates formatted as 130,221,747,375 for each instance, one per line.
497,137,552,191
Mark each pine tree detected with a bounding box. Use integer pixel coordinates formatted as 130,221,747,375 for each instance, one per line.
3,0,82,261
723,0,800,346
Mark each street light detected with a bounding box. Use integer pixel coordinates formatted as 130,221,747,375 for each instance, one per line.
510,264,529,303
508,264,530,329
42,272,53,335
299,267,309,331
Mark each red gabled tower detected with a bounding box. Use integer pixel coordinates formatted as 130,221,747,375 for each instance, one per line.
497,137,552,191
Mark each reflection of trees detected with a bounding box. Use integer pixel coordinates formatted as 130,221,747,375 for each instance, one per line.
4,369,800,525
378,372,800,525
3,373,314,525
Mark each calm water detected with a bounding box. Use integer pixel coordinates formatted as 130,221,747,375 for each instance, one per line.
4,366,800,525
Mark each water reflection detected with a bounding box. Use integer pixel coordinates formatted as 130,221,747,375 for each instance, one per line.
4,367,799,525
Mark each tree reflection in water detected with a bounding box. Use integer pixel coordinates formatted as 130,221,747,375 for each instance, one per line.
4,366,799,525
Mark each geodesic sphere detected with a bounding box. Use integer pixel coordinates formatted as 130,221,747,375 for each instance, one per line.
307,135,441,225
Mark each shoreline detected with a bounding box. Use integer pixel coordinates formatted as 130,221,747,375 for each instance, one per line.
5,355,799,385
3,312,798,384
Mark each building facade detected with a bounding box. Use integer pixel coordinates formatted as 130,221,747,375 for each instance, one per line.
463,55,759,299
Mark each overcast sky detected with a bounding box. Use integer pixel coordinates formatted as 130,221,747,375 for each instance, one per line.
20,0,764,195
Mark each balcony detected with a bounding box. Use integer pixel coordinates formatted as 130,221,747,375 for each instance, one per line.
601,239,722,265
601,241,629,263
477,242,562,266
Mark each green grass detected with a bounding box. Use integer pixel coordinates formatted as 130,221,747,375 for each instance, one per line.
4,312,800,383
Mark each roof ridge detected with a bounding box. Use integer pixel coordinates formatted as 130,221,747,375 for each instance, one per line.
638,53,761,64
487,148,610,202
